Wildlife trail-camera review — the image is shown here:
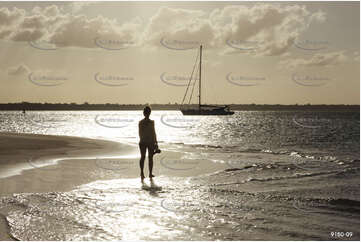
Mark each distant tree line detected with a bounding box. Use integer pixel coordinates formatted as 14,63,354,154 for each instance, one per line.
0,102,359,111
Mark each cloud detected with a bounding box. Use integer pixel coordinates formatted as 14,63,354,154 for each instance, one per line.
0,7,25,26
0,29,12,39
8,64,30,76
0,3,326,55
67,2,91,14
353,51,360,62
215,4,326,56
0,5,141,48
142,4,326,56
279,51,348,69
143,7,215,48
12,28,44,42
56,14,141,48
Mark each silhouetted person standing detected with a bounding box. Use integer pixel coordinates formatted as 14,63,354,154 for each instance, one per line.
139,106,157,181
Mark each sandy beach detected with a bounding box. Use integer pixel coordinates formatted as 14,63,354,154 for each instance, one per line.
0,132,229,194
0,133,133,240
0,132,138,194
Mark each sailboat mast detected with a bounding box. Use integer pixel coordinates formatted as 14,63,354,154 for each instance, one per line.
199,45,202,113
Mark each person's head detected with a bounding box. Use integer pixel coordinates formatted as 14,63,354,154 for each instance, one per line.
143,106,151,118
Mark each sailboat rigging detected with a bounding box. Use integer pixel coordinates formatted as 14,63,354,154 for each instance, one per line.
180,45,234,115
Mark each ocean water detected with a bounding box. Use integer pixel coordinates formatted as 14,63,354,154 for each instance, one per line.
0,110,359,158
0,110,359,240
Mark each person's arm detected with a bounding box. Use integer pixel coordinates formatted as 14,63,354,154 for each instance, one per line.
152,121,157,144
138,122,142,142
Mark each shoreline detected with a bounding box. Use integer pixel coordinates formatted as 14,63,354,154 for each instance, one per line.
0,132,140,194
0,132,228,195
0,133,359,240
0,132,230,241
0,132,139,241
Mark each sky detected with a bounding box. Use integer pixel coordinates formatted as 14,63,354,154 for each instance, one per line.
0,1,359,105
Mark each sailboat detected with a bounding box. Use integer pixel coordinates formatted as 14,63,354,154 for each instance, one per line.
180,45,234,115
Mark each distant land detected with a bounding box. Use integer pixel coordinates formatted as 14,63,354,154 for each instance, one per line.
0,102,359,111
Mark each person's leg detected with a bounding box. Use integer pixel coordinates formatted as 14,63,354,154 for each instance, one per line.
139,144,146,180
148,144,155,178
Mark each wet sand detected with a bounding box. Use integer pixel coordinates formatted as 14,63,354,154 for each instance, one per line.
0,132,230,240
0,132,229,195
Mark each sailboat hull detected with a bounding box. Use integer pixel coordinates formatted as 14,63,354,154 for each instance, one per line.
181,109,234,115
